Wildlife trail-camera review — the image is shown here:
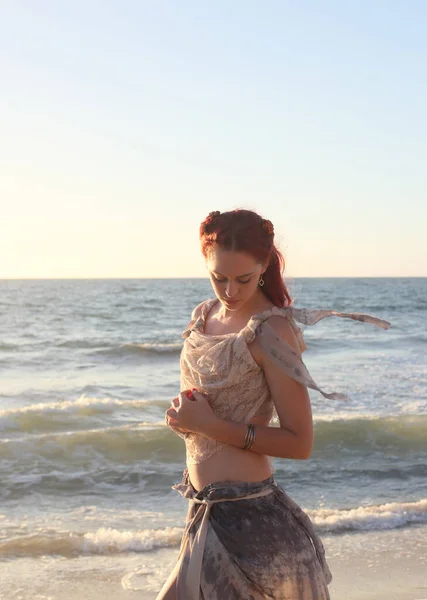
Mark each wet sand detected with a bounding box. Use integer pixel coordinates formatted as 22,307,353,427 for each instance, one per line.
1,525,426,599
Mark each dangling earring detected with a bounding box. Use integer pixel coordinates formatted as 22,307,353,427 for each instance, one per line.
259,274,265,287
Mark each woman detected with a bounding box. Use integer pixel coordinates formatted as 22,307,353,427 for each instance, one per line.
157,209,390,600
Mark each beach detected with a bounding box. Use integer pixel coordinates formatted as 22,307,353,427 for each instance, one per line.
2,526,426,599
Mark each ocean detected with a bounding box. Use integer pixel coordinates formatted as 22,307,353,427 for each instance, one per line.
1,277,426,599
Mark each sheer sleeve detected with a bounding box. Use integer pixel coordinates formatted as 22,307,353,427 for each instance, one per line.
254,307,391,401
289,307,391,330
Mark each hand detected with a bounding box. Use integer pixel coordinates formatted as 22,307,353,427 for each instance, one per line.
165,388,218,436
165,396,188,435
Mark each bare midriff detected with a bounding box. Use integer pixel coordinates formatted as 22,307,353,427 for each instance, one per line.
187,408,274,493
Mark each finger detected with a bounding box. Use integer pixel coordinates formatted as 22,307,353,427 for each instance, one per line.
190,389,209,402
166,407,178,419
178,391,194,405
165,411,179,425
169,420,184,430
189,388,209,398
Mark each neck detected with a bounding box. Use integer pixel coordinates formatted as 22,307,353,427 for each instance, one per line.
218,290,272,320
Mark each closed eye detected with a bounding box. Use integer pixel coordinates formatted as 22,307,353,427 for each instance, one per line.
213,276,252,284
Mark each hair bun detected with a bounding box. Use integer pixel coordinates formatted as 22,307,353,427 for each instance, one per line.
261,219,274,235
200,211,221,235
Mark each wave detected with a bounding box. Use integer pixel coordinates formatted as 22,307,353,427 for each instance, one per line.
0,423,183,466
311,498,427,534
94,342,182,357
0,466,177,499
0,342,21,351
1,498,425,558
0,395,168,433
0,526,183,558
1,416,426,501
313,414,427,453
56,340,182,356
4,457,426,501
1,414,426,465
120,342,182,355
57,339,113,349
405,332,427,344
305,336,392,352
360,302,427,313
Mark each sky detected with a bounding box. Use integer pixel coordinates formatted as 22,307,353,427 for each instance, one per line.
1,1,426,278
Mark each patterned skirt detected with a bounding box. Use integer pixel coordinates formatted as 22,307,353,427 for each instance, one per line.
168,468,332,600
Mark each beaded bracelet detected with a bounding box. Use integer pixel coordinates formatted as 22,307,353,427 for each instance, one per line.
243,424,256,450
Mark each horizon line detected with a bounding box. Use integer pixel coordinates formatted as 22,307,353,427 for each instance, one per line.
1,276,426,281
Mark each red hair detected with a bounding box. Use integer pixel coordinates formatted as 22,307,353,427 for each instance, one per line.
199,209,292,307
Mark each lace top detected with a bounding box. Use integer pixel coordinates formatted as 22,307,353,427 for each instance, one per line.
176,298,390,465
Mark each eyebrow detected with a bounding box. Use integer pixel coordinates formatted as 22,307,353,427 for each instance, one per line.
213,271,254,278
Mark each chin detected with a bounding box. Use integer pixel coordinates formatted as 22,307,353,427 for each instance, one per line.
224,303,240,310
222,298,245,310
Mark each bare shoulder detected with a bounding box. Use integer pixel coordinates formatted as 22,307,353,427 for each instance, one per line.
264,314,302,355
191,300,207,320
249,313,301,367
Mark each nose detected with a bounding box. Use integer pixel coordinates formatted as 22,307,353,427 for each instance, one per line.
225,280,238,297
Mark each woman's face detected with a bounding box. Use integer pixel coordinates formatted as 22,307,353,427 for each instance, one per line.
205,247,267,311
